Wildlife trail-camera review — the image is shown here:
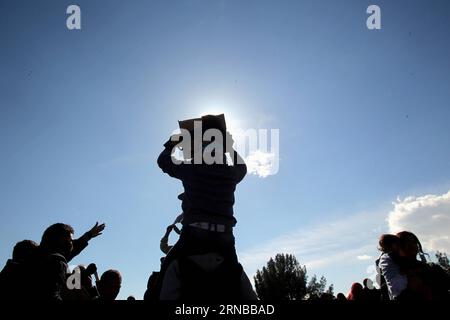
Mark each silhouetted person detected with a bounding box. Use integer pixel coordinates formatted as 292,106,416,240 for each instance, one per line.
97,270,122,301
62,264,99,300
336,293,347,302
34,222,105,300
157,123,246,230
377,233,405,300
379,231,449,300
362,278,380,302
0,240,38,299
397,231,433,300
144,271,161,300
144,257,165,300
155,115,256,300
347,282,364,301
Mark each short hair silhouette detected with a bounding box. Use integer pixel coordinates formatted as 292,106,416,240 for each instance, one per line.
12,239,38,263
363,278,373,289
98,269,122,301
100,269,121,282
336,293,347,301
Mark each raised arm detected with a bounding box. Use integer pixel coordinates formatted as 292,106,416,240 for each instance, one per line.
157,135,187,179
69,222,105,262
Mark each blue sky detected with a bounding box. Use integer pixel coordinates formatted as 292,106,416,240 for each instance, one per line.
1,0,450,299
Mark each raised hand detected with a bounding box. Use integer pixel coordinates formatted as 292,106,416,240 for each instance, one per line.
86,222,105,240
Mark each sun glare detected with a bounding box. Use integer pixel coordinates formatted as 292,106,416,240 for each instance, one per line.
197,105,243,135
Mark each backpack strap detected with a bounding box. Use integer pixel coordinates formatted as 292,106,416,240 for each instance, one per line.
160,214,183,254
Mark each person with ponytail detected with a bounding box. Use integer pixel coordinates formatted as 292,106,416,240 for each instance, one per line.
397,231,450,300
395,231,433,300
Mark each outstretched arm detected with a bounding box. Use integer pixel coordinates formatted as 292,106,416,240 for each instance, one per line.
69,222,106,262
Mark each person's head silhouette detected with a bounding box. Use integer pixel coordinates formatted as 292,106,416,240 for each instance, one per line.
40,223,74,258
97,269,122,301
363,278,374,289
12,239,38,263
378,234,401,253
396,231,425,261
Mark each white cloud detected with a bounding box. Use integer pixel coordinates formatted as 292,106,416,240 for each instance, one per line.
239,211,384,276
238,188,450,294
388,190,450,254
245,151,278,178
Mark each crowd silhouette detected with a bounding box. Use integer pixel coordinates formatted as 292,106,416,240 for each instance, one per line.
333,232,450,302
0,222,126,300
0,115,449,301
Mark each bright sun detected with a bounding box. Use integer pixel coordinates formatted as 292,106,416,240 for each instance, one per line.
197,105,243,135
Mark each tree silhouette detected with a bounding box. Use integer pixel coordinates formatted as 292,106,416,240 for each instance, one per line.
254,253,333,300
306,275,327,299
435,251,450,274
